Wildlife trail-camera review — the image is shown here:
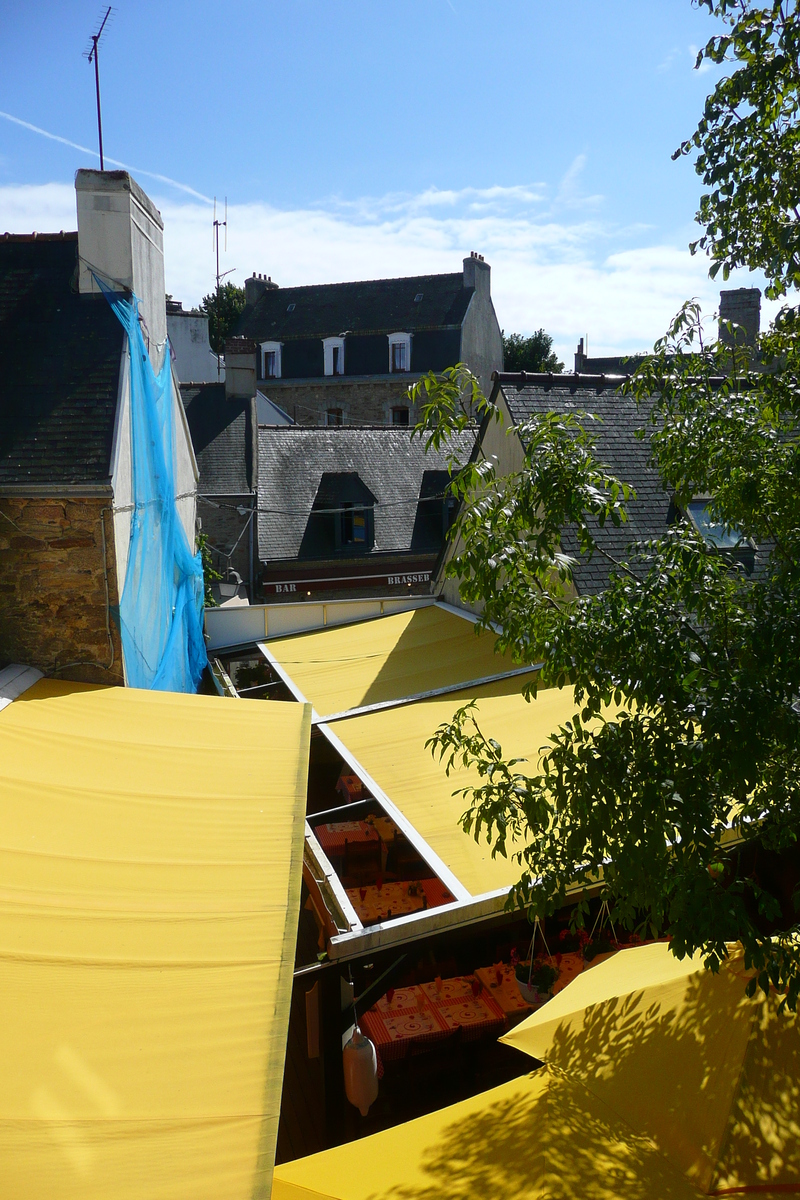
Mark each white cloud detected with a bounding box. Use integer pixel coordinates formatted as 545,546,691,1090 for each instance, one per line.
0,178,779,368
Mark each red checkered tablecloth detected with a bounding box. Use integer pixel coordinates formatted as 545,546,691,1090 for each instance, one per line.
420,878,457,907
360,987,450,1062
420,975,506,1042
313,820,380,857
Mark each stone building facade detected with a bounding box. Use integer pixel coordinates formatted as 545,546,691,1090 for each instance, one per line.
226,254,504,424
0,170,198,686
0,496,123,683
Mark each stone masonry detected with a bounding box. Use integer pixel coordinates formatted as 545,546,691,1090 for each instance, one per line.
0,495,124,685
258,376,421,425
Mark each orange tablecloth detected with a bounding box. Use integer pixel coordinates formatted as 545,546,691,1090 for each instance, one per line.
421,975,506,1043
347,878,457,925
361,987,449,1062
313,819,380,857
474,964,533,1018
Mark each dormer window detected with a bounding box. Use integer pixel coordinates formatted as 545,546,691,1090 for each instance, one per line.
388,332,411,373
260,341,282,379
686,500,744,549
323,336,345,376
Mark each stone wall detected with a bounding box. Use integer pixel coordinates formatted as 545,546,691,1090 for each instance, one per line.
0,495,124,685
259,375,420,425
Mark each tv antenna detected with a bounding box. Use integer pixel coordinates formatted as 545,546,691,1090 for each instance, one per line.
213,197,236,378
84,7,114,170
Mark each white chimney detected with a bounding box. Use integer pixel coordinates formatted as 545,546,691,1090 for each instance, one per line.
75,169,167,360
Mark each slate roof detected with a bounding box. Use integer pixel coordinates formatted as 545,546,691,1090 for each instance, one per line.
258,427,475,561
180,384,253,495
237,273,472,343
0,233,124,487
501,382,671,595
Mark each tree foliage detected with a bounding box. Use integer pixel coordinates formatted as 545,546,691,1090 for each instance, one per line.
411,0,800,1005
503,330,564,373
200,282,246,354
676,0,800,298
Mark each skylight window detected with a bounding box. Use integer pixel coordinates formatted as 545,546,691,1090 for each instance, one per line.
686,501,744,549
414,293,423,303
286,302,296,312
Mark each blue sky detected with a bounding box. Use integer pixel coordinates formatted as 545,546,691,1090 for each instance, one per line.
0,1,776,362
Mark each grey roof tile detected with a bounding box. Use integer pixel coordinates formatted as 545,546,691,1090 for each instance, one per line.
502,383,671,595
0,234,124,486
257,427,474,561
180,384,252,495
237,272,472,342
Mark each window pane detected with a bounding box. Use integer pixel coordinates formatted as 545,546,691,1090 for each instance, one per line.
392,342,406,371
326,408,343,426
391,407,410,425
687,501,743,548
265,351,276,377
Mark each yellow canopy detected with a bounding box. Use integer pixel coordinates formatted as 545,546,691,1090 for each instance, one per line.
334,675,585,897
265,604,519,718
0,680,311,1200
502,940,800,1196
272,1063,706,1200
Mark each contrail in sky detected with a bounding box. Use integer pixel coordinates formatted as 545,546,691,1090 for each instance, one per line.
0,110,213,204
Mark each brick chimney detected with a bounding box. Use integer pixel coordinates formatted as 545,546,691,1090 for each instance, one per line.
719,287,761,346
245,273,279,307
75,169,167,360
463,251,491,296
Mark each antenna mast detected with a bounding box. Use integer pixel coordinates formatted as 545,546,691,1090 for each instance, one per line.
213,198,235,379
84,7,113,171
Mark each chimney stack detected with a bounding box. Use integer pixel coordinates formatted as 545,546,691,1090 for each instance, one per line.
245,273,279,307
225,337,257,400
719,287,761,347
463,251,491,295
75,169,167,359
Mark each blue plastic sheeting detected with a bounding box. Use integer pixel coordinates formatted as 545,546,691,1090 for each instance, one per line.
101,281,207,692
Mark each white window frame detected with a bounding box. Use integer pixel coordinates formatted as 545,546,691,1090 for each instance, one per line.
388,332,411,373
260,341,282,379
323,336,345,376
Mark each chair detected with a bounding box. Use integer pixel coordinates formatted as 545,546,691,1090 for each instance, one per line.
342,837,382,887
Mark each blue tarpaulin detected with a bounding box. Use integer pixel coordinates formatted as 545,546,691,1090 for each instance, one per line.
100,281,207,692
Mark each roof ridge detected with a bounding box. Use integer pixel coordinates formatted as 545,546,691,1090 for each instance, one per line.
1,231,78,242
250,271,463,296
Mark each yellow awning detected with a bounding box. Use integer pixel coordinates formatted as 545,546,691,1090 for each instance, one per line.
265,604,520,718
272,1063,706,1200
0,680,311,1200
334,675,583,897
502,941,800,1196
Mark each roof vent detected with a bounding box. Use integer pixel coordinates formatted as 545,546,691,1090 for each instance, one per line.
414,293,423,303
287,302,296,313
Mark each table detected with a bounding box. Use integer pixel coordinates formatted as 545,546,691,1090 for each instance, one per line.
474,963,533,1019
360,987,449,1063
336,773,366,802
420,975,506,1043
346,878,457,925
313,819,380,858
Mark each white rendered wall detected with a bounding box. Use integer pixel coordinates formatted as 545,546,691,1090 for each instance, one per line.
76,170,168,367
168,311,221,383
